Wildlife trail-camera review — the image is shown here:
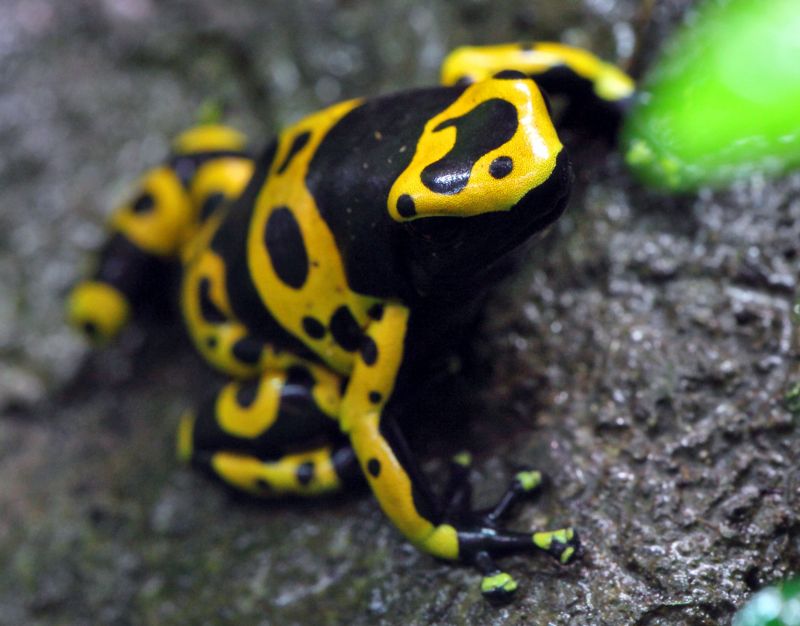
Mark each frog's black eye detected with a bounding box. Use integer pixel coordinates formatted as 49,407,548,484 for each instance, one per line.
131,192,155,214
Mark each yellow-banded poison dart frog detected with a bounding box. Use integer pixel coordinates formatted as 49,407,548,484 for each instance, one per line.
68,42,634,601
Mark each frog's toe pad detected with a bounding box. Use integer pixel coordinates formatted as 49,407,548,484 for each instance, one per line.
532,527,581,564
451,451,473,468
480,571,518,601
513,469,543,493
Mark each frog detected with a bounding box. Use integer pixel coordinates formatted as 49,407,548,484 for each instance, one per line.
67,42,634,601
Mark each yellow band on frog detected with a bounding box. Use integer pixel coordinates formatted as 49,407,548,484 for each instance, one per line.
172,124,248,155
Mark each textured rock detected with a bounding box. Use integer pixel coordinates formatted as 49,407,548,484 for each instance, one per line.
2,1,798,624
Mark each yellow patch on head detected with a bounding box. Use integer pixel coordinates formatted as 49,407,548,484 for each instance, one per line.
387,77,561,221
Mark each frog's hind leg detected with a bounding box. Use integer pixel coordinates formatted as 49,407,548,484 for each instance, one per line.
178,365,361,497
67,165,196,344
190,443,358,498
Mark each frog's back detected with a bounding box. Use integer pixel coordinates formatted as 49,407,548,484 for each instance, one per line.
206,86,472,373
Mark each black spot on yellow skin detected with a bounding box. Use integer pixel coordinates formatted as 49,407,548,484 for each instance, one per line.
302,316,326,339
264,206,309,289
421,98,519,195
232,337,263,365
296,461,314,486
131,192,155,214
369,391,382,404
489,156,513,179
199,278,227,323
206,336,218,349
367,303,384,321
211,161,322,364
236,381,258,408
367,458,381,477
255,478,271,492
199,191,226,221
329,306,362,352
397,194,416,218
277,131,311,174
360,337,378,365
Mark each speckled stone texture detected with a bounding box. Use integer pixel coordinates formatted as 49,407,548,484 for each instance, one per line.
1,1,798,624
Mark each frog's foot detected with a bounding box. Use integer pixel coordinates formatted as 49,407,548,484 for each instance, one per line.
439,459,579,599
456,525,580,600
475,550,518,604
480,468,544,526
443,458,545,526
442,451,475,519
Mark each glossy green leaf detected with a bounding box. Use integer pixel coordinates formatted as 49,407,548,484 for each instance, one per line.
622,0,800,191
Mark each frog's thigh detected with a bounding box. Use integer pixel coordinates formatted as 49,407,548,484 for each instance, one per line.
178,365,358,496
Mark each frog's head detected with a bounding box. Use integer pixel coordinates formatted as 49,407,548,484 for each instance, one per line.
388,76,571,295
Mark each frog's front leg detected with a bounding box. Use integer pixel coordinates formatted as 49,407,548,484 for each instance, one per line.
340,303,580,599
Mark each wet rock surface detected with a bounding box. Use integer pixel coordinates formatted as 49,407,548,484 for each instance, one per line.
2,1,798,624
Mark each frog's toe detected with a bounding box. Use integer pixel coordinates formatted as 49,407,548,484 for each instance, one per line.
532,527,581,564
513,468,544,493
480,570,518,602
479,468,545,527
